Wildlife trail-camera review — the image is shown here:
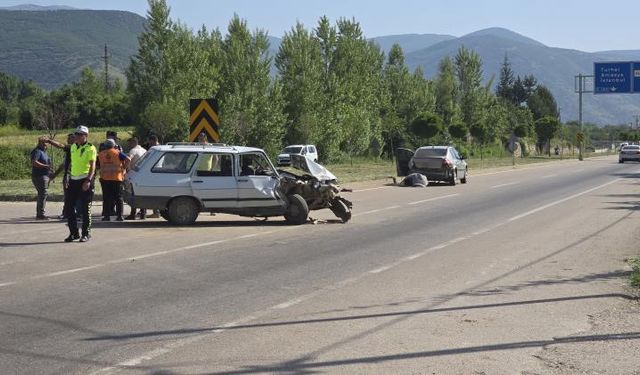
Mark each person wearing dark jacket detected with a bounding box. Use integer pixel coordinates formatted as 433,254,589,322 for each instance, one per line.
30,137,53,220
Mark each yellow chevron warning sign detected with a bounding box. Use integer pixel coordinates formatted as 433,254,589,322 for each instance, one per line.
189,98,220,142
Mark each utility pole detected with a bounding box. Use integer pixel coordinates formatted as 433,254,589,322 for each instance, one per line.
574,73,593,161
578,74,583,160
103,43,109,92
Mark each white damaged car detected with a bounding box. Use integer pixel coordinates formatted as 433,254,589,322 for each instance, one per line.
123,143,352,225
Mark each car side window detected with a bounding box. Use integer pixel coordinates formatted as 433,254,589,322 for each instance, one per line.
151,152,197,174
196,153,233,177
239,153,274,176
309,146,316,153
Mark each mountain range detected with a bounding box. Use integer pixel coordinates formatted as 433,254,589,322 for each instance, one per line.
0,7,638,125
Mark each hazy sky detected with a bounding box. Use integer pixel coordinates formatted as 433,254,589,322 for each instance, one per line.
1,0,638,52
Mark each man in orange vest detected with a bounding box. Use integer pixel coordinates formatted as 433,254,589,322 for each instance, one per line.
97,138,130,221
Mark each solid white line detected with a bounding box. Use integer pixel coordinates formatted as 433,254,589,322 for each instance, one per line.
354,205,400,217
541,174,558,179
408,193,459,205
507,179,620,222
491,181,520,189
353,186,392,192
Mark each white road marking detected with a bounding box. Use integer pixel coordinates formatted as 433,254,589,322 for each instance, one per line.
408,193,459,205
353,186,392,192
491,181,520,189
89,176,627,374
541,174,558,179
354,205,400,217
507,179,620,222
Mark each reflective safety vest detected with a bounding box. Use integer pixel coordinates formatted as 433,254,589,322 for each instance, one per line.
98,148,125,181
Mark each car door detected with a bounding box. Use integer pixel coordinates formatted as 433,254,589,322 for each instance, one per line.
237,152,281,208
190,152,238,209
451,148,466,179
395,148,415,176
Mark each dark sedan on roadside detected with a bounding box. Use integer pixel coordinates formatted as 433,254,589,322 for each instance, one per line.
396,146,468,185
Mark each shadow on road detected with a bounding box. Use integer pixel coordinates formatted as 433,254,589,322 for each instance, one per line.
81,293,636,343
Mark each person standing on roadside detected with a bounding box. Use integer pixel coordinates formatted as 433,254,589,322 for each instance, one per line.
98,139,130,221
144,134,161,219
30,137,52,220
48,133,75,219
64,125,97,243
124,137,146,220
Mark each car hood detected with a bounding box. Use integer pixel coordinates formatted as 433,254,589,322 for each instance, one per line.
287,154,337,182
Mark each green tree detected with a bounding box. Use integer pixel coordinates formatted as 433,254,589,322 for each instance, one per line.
411,112,443,140
496,54,515,104
381,43,412,154
527,85,558,121
139,101,186,143
218,15,285,155
535,116,561,156
275,22,324,146
435,56,458,129
454,46,483,131
126,0,173,119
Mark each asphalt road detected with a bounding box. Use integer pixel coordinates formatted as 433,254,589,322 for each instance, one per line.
1,157,639,374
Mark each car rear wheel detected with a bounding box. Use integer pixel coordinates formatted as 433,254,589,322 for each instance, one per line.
284,194,308,225
619,159,624,163
460,168,468,184
167,197,199,225
330,198,352,223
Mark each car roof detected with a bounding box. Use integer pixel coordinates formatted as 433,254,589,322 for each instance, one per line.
416,145,450,150
150,144,265,154
284,144,313,147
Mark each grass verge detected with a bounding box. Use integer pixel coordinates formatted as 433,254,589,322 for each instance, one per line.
629,258,640,289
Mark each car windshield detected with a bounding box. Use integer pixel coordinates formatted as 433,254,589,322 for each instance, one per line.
415,148,447,157
283,146,303,154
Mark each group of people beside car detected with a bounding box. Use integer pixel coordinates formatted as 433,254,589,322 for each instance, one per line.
31,126,159,242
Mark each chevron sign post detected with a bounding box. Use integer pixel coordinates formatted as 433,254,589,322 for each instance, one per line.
189,98,220,142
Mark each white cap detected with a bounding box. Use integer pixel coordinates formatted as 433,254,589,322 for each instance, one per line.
75,125,89,135
104,138,116,147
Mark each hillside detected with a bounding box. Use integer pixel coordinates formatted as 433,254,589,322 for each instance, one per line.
370,33,455,54
0,9,637,125
0,9,145,90
403,28,640,125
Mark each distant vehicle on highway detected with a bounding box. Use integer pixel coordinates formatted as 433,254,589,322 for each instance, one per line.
396,146,468,185
618,144,640,163
277,144,318,166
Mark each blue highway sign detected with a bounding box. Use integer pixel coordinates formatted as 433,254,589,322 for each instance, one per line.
594,62,632,94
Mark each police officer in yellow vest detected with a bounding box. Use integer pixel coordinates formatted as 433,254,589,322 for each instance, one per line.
65,125,98,242
97,138,130,222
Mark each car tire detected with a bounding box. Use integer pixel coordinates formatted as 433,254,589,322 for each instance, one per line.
284,194,308,225
330,198,351,223
619,159,624,163
460,168,468,184
167,197,199,225
449,169,457,186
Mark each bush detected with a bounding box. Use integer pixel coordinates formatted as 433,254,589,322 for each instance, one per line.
0,145,33,180
630,258,640,288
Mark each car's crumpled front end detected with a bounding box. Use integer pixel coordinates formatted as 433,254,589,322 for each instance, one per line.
277,155,352,222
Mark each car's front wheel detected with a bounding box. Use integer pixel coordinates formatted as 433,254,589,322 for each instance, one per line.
167,197,199,225
619,159,624,163
449,169,457,186
284,194,308,225
460,168,468,184
330,198,351,223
